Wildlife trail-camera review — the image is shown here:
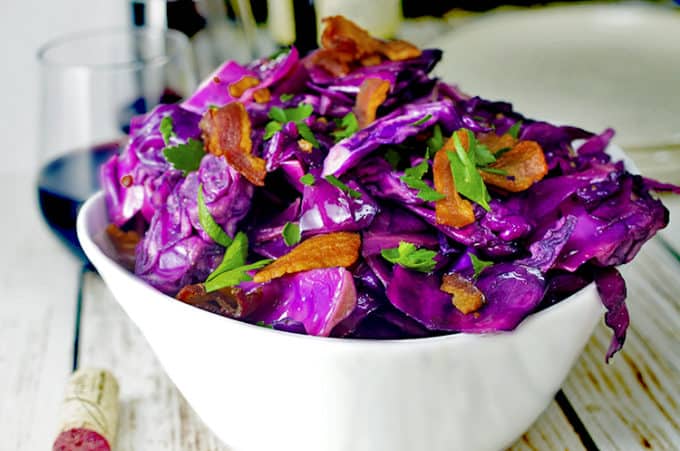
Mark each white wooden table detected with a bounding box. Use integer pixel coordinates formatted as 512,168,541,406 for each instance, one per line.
1,171,678,450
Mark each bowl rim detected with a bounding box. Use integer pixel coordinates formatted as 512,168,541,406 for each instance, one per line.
78,191,602,349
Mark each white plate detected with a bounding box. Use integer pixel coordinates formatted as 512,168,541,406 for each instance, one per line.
429,3,680,148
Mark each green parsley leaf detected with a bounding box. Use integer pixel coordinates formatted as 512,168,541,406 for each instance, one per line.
325,175,361,198
507,121,522,139
282,222,301,247
403,159,429,180
280,93,294,102
472,142,496,166
469,253,493,279
400,159,446,201
204,260,273,292
384,148,402,169
426,124,444,159
411,114,433,127
332,112,359,141
494,147,512,158
297,123,320,148
448,131,491,211
284,103,314,123
264,121,283,140
401,176,446,201
299,173,315,186
479,167,508,176
381,241,438,273
160,116,174,145
268,106,287,123
198,184,233,248
206,231,248,281
163,138,206,176
255,321,274,329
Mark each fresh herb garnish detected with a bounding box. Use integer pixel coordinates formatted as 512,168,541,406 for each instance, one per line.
255,321,274,329
204,231,272,292
507,121,522,139
479,167,508,176
425,124,444,159
198,184,233,247
280,93,294,102
469,253,493,279
163,138,206,176
297,123,321,148
332,112,359,141
411,113,432,127
159,116,174,145
381,241,438,273
299,173,315,186
265,103,319,147
282,222,301,246
264,121,283,139
400,160,446,202
205,260,272,292
447,131,492,211
325,175,362,198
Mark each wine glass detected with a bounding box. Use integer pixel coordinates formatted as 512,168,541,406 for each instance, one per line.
36,27,197,262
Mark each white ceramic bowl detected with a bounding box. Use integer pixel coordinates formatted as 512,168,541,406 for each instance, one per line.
78,192,602,451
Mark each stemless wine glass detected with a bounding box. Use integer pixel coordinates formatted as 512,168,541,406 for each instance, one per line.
36,28,197,261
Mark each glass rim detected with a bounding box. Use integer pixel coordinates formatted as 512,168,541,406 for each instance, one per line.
37,27,192,72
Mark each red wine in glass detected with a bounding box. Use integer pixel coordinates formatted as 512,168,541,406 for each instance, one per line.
37,142,120,261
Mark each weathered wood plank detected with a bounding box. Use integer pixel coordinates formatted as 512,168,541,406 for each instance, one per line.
0,174,80,449
508,401,586,451
562,238,680,450
78,272,232,451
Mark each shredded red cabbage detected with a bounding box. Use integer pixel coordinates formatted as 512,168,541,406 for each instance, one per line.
101,24,679,360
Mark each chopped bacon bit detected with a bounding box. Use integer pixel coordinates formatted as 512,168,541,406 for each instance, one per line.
176,283,263,319
120,174,133,187
105,224,140,270
481,140,548,192
298,139,313,153
433,130,475,228
360,54,382,66
200,102,267,186
378,39,421,61
321,16,382,58
354,77,391,128
309,16,422,77
253,232,361,283
228,75,260,98
252,88,271,104
477,132,517,154
440,273,485,314
305,48,354,77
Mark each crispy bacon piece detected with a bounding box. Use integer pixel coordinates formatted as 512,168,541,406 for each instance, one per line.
321,16,382,58
253,232,361,283
309,16,422,77
378,39,421,61
481,140,548,192
433,130,475,228
477,132,517,154
228,75,260,98
305,48,354,77
105,224,140,270
176,283,263,319
200,102,267,186
440,273,485,314
354,77,391,128
252,88,271,104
